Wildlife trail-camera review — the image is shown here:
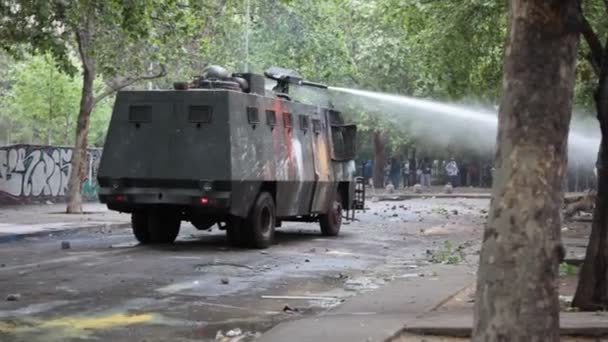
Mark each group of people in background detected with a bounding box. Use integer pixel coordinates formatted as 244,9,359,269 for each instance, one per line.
361,157,495,189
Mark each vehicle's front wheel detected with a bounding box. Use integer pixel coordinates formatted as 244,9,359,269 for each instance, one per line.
132,211,150,244
247,192,276,249
147,210,181,244
319,193,343,236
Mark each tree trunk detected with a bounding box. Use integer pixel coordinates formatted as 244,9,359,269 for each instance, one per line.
573,147,608,310
472,1,580,341
410,147,417,186
66,28,96,213
572,34,608,311
372,130,385,188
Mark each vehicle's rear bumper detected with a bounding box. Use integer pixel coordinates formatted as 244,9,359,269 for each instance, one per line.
98,187,230,213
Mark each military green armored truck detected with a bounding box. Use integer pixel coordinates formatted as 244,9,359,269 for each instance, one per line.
97,66,364,248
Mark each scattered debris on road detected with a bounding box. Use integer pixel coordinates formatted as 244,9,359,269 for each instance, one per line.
6,293,21,301
216,328,260,342
61,241,70,249
261,295,338,301
283,305,301,314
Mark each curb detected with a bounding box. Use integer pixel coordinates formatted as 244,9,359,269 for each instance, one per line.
389,311,608,340
0,222,132,244
370,194,492,201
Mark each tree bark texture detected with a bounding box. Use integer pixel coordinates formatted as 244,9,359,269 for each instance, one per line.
472,1,580,341
573,34,608,310
66,27,96,213
372,130,386,188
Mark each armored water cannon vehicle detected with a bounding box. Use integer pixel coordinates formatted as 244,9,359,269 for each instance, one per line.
97,65,365,248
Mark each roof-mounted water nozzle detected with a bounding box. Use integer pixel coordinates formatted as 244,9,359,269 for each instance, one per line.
264,66,328,96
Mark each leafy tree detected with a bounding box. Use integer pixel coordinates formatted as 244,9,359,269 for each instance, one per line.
2,54,112,146
0,0,211,213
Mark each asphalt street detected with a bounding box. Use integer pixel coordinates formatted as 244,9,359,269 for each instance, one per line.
0,198,488,342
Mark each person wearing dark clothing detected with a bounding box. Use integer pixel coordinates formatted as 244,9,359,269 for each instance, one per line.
389,157,401,187
363,160,373,185
419,158,432,188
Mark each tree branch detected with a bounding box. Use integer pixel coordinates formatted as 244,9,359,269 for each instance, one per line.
595,36,608,132
579,11,603,74
76,29,93,72
93,64,167,106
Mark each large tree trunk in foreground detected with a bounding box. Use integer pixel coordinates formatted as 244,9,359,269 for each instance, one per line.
372,130,386,188
66,28,96,213
472,1,579,341
573,35,608,310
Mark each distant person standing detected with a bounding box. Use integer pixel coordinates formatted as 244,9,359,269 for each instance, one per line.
363,160,373,186
389,157,401,187
467,163,479,187
402,160,410,188
446,157,459,187
419,158,432,188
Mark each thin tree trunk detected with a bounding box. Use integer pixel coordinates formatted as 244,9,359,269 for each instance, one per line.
410,147,417,186
372,130,385,188
472,1,580,341
572,35,608,311
66,28,96,213
48,60,53,146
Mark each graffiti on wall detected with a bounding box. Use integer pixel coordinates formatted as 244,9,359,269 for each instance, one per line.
0,144,102,204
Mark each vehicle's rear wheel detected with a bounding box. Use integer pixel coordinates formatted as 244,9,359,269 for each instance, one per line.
191,216,216,231
147,210,181,244
132,211,150,243
225,216,249,247
247,192,276,249
319,193,343,236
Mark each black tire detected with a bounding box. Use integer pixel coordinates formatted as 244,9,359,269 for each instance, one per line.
132,211,150,244
319,194,343,236
247,192,276,249
225,216,249,247
147,210,181,244
191,216,216,231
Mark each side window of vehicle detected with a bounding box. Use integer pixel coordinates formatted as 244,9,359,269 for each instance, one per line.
266,110,277,127
247,107,260,124
299,115,309,132
312,119,322,134
283,112,293,128
330,125,357,161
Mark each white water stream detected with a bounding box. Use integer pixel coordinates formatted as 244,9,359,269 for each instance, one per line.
329,87,600,165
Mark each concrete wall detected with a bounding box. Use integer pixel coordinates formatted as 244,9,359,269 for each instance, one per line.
0,144,102,205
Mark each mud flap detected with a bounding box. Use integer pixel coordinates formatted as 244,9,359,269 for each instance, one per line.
228,181,263,218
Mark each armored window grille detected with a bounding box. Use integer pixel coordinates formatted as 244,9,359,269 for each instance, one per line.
188,106,213,123
328,109,342,125
312,119,322,133
283,112,293,128
266,110,277,126
299,115,309,132
247,107,260,124
129,105,152,123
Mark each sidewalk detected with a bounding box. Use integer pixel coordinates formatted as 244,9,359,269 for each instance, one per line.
367,189,586,202
256,264,476,342
0,202,130,241
258,253,608,342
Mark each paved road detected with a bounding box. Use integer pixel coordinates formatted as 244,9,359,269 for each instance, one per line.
0,198,488,342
